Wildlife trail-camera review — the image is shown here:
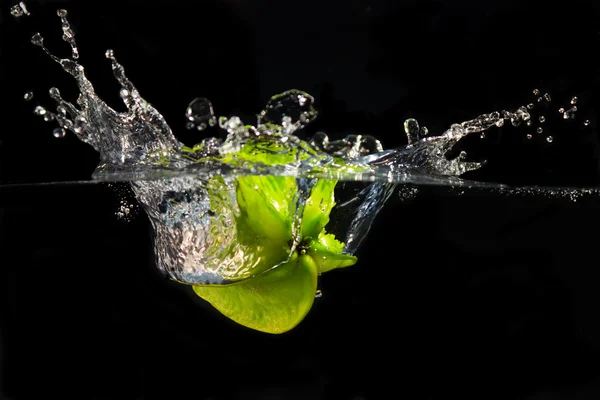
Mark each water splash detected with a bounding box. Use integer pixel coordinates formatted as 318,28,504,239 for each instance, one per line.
21,7,594,287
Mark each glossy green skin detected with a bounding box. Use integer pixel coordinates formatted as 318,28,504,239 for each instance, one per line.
189,139,357,334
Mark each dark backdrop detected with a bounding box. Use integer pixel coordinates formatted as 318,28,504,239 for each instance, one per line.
1,0,600,399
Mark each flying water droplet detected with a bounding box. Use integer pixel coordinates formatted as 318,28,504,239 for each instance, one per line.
546,136,553,143
583,120,590,127
558,108,565,114
185,122,195,130
52,127,66,138
34,105,47,116
74,115,87,134
571,96,578,105
30,33,43,46
536,127,543,134
533,88,540,96
480,132,485,139
527,103,534,109
403,118,420,144
185,97,216,130
544,93,552,102
315,290,323,299
419,126,429,136
257,89,318,133
526,133,533,139
43,113,55,122
10,2,29,17
459,151,467,160
563,107,576,119
23,92,34,101
539,116,546,123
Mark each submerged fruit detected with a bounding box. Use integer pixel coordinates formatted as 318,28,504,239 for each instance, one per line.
189,141,357,334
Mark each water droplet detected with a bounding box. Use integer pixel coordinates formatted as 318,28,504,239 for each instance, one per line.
563,108,576,119
315,290,323,299
34,105,47,116
196,122,207,131
571,96,578,105
253,185,259,190
539,116,546,123
583,120,590,126
537,97,543,103
10,2,29,17
56,106,67,117
185,122,195,130
257,89,318,129
23,91,34,101
546,136,553,143
419,126,429,136
526,121,532,127
43,114,54,122
544,93,552,102
526,133,533,139
480,132,485,139
527,103,534,109
459,150,467,160
31,32,43,46
52,127,66,138
536,127,543,134
321,256,327,263
558,108,565,114
49,87,61,99
105,49,114,59
533,88,540,96
74,115,87,134
185,97,215,126
57,9,67,17
403,118,420,144
119,88,129,99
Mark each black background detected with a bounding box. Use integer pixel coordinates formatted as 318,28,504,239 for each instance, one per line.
1,0,600,399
